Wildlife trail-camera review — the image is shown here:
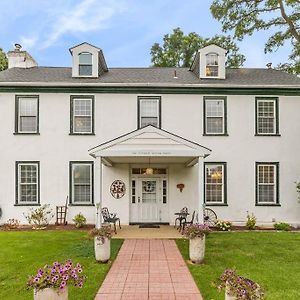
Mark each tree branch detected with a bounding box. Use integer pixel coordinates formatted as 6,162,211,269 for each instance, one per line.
278,0,300,42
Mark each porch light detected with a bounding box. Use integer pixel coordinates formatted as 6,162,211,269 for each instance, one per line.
145,167,154,175
145,157,153,175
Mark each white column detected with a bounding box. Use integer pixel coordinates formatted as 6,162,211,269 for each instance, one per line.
198,157,204,223
95,157,103,228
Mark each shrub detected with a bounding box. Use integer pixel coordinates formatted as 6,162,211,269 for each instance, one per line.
88,225,113,244
24,204,54,229
216,268,264,300
72,213,87,228
4,218,20,230
27,259,86,292
215,220,232,231
246,212,256,230
183,223,211,239
274,222,291,231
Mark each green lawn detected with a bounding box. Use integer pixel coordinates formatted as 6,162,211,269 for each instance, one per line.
0,230,123,300
177,232,300,300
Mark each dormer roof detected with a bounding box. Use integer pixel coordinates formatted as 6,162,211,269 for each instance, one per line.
69,42,108,78
190,44,226,80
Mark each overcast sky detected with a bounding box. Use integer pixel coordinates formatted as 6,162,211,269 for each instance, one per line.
0,0,291,68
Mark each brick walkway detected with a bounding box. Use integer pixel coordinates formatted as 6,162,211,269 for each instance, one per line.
95,239,203,300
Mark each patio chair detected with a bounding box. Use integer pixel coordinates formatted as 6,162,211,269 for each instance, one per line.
174,206,188,230
101,207,121,234
181,210,196,233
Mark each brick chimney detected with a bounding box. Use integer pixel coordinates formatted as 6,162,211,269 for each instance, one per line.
7,43,38,69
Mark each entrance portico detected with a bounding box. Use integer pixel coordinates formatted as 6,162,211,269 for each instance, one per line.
89,125,211,227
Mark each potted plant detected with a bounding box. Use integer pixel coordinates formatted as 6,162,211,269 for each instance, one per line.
89,225,113,263
217,269,264,300
183,223,211,264
27,259,85,300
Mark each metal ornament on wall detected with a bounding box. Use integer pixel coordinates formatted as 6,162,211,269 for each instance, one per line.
110,180,126,199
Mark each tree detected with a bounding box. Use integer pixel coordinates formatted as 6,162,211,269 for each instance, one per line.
0,48,8,71
150,27,246,68
210,0,300,74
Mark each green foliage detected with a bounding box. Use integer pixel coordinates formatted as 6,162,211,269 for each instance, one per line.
150,27,245,67
210,0,300,74
215,219,232,231
0,231,123,300
246,212,257,230
274,222,291,231
177,232,300,299
23,204,54,229
72,213,87,228
0,48,8,71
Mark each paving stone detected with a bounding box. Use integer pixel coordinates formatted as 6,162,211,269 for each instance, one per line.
95,239,203,299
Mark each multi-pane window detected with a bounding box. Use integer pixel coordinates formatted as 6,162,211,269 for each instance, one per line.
71,96,94,134
204,163,226,204
256,98,279,135
16,96,39,133
70,162,93,205
204,97,226,135
256,163,279,205
16,162,39,204
206,53,219,77
79,52,92,76
138,97,161,128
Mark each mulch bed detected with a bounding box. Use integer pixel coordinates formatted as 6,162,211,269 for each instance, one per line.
0,224,95,232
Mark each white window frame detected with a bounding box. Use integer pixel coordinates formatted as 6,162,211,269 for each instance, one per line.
138,97,161,128
256,98,278,135
78,52,93,76
204,97,226,135
205,53,219,77
204,163,226,205
16,162,39,205
16,96,39,134
256,163,279,205
70,162,93,205
71,96,94,134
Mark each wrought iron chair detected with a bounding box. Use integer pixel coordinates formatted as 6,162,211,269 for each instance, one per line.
181,210,196,233
174,206,188,230
101,207,121,234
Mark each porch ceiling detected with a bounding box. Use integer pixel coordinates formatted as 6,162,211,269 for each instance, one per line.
101,156,198,165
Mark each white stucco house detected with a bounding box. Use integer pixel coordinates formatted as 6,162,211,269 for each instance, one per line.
0,42,300,226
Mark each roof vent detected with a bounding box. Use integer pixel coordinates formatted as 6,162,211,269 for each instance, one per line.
14,43,22,51
266,62,272,69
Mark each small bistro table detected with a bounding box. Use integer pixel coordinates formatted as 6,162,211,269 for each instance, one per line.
174,212,189,231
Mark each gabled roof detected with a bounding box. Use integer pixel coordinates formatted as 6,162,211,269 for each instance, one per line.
0,67,299,88
89,125,211,164
69,42,101,53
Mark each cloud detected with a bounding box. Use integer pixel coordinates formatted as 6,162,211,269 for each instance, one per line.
41,0,127,48
19,36,38,50
15,0,128,51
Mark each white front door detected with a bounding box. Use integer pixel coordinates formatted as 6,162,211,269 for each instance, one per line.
139,179,159,222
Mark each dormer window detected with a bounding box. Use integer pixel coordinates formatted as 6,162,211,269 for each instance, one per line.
79,52,92,76
206,53,219,77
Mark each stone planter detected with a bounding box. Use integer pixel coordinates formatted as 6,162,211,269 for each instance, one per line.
225,284,236,300
225,280,262,300
34,287,68,300
94,237,111,262
189,235,205,264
